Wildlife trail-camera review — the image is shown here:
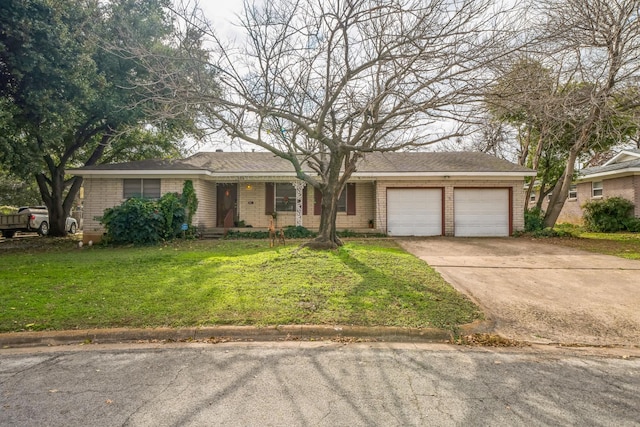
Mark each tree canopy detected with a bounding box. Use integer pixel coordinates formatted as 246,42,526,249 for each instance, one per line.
0,0,206,235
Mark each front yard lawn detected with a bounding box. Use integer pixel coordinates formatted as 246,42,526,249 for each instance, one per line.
0,239,482,333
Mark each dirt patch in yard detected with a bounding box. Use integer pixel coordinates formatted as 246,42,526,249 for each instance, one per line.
0,233,81,253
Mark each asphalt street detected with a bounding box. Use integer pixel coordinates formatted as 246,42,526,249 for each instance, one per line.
1,342,638,426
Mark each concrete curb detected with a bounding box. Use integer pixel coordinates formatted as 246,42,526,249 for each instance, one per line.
0,321,494,348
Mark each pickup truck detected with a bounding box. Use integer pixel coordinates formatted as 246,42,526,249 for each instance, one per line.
0,206,78,238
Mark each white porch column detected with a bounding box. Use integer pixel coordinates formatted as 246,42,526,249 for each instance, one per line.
292,181,306,227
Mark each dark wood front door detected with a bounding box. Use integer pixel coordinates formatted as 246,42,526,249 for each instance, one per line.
216,183,237,227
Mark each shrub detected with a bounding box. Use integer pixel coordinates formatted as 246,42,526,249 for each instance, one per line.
101,193,186,245
524,207,545,232
158,192,186,240
283,226,316,238
0,205,18,215
622,217,640,232
583,197,635,232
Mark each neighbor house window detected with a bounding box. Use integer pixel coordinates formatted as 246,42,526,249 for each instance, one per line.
592,181,603,198
529,193,536,202
123,179,161,199
275,183,296,212
568,184,577,200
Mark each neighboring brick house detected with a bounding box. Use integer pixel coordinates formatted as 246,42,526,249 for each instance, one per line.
69,151,535,243
555,149,640,224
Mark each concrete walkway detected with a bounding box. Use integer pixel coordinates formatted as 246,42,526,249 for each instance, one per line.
398,237,640,347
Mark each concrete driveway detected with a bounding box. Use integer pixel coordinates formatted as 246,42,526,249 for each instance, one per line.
398,237,640,347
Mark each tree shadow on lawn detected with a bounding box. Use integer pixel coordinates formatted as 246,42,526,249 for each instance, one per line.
333,246,482,329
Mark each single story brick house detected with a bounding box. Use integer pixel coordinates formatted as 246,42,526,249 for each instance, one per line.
555,149,640,224
69,151,535,242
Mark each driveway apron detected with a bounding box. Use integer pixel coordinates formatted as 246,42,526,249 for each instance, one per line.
398,237,640,346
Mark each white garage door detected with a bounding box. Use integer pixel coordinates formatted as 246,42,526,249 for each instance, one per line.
454,189,510,237
387,188,442,236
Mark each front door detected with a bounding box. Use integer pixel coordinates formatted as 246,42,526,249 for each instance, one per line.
216,183,237,227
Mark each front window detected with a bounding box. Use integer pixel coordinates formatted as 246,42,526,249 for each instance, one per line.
592,181,603,198
275,183,296,211
337,187,347,212
123,179,161,199
568,184,577,199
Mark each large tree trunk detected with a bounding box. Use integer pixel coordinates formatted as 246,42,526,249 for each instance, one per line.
303,153,349,250
314,182,344,249
36,165,83,237
543,148,579,228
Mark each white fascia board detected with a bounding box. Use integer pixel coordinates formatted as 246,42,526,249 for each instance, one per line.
69,169,213,177
69,169,536,179
603,151,640,166
352,171,537,178
577,168,640,181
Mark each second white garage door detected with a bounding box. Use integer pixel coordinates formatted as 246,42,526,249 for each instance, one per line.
387,188,442,236
454,188,510,237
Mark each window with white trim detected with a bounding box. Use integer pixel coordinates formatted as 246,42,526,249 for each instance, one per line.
592,181,603,198
275,183,296,212
123,179,161,199
568,184,577,199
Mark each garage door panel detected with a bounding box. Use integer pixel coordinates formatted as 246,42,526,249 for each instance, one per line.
454,189,509,237
387,188,442,236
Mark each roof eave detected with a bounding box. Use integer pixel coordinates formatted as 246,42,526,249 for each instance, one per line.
352,171,537,178
603,150,640,166
577,168,640,181
69,169,213,177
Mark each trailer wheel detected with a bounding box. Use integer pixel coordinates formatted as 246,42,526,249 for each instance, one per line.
1,230,16,238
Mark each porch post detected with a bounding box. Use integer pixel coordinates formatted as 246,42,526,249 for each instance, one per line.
292,181,306,227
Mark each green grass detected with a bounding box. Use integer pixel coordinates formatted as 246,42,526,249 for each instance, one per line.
538,226,640,260
0,239,482,333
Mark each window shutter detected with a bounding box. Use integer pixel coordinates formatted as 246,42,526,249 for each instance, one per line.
302,186,308,215
265,183,274,214
314,188,322,215
346,183,356,215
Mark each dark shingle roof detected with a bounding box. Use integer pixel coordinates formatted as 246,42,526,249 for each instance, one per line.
581,158,640,176
355,152,532,173
70,158,202,171
70,151,534,175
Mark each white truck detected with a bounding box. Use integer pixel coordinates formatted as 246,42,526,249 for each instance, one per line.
0,206,77,238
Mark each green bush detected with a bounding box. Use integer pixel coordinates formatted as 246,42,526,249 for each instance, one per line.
226,226,317,240
101,193,186,245
524,207,545,232
283,226,316,238
622,217,640,232
583,197,636,232
0,205,18,215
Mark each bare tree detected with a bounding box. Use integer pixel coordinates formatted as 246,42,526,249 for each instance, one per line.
538,0,640,227
142,0,523,248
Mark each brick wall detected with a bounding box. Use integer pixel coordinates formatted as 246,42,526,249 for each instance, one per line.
81,177,216,242
194,180,216,228
636,176,640,218
234,181,375,229
554,176,640,224
82,177,527,240
81,178,124,243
